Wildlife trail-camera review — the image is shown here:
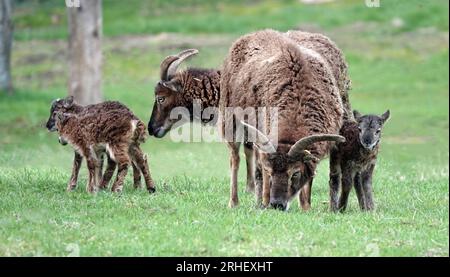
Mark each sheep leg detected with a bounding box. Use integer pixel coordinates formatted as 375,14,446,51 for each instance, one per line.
67,152,83,192
338,167,353,212
354,172,366,210
132,162,142,189
262,169,270,207
98,153,104,182
254,162,263,207
362,164,375,211
329,150,341,212
299,179,313,211
86,156,100,194
227,142,240,208
110,145,130,193
244,143,256,193
129,145,155,193
99,155,116,190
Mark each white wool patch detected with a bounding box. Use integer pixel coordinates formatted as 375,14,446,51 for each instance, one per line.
106,144,116,161
131,120,138,133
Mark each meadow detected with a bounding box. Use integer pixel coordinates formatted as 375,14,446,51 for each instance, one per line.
0,0,448,256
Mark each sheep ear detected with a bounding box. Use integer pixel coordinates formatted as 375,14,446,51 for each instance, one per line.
302,150,319,163
353,110,362,120
240,121,276,153
161,79,182,92
381,110,390,123
63,96,74,108
288,134,345,159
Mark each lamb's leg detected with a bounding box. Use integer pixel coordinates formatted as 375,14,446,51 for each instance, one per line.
362,164,375,211
329,148,341,212
98,153,104,183
227,142,241,208
244,143,256,194
132,162,142,189
129,145,155,193
99,155,116,190
338,166,353,212
67,152,83,192
110,145,130,193
86,157,99,194
354,172,366,210
299,179,313,211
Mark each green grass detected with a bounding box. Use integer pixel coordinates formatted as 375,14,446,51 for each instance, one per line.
0,1,448,256
13,0,449,40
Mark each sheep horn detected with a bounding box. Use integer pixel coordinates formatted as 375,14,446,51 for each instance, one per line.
240,121,276,153
288,134,345,158
166,49,199,80
160,55,179,81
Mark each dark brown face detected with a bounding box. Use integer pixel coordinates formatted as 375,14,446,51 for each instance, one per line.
45,97,74,132
260,145,314,211
354,110,390,150
148,81,182,138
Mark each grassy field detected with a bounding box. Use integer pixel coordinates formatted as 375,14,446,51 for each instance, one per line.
0,0,448,256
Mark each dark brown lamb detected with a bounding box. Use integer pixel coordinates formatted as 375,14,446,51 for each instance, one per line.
55,110,155,194
46,96,143,191
329,110,390,212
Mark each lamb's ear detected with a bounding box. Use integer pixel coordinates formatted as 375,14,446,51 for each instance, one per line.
381,110,390,123
353,110,362,120
240,121,276,153
63,96,74,108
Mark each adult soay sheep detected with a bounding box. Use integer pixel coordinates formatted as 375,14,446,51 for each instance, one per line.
219,29,351,210
147,49,258,193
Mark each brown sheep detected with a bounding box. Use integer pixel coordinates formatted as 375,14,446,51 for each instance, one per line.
220,29,348,210
55,109,155,194
147,49,258,193
329,110,390,212
46,96,143,191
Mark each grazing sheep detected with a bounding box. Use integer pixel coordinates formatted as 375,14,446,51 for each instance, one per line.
220,29,347,210
329,110,390,212
55,109,155,194
46,96,143,191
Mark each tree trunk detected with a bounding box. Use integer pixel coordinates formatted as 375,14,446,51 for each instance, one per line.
67,0,102,105
0,0,13,94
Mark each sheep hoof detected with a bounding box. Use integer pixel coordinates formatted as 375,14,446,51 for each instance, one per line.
148,187,156,194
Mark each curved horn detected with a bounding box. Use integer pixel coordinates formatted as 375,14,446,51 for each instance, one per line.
160,55,179,81
240,121,276,153
288,134,345,158
166,49,199,80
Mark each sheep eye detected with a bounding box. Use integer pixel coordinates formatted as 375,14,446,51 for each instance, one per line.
376,128,381,134
291,171,300,179
157,96,165,104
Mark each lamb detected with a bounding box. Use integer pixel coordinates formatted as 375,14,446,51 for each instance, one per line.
54,109,155,194
46,96,144,191
220,29,350,210
329,110,390,212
